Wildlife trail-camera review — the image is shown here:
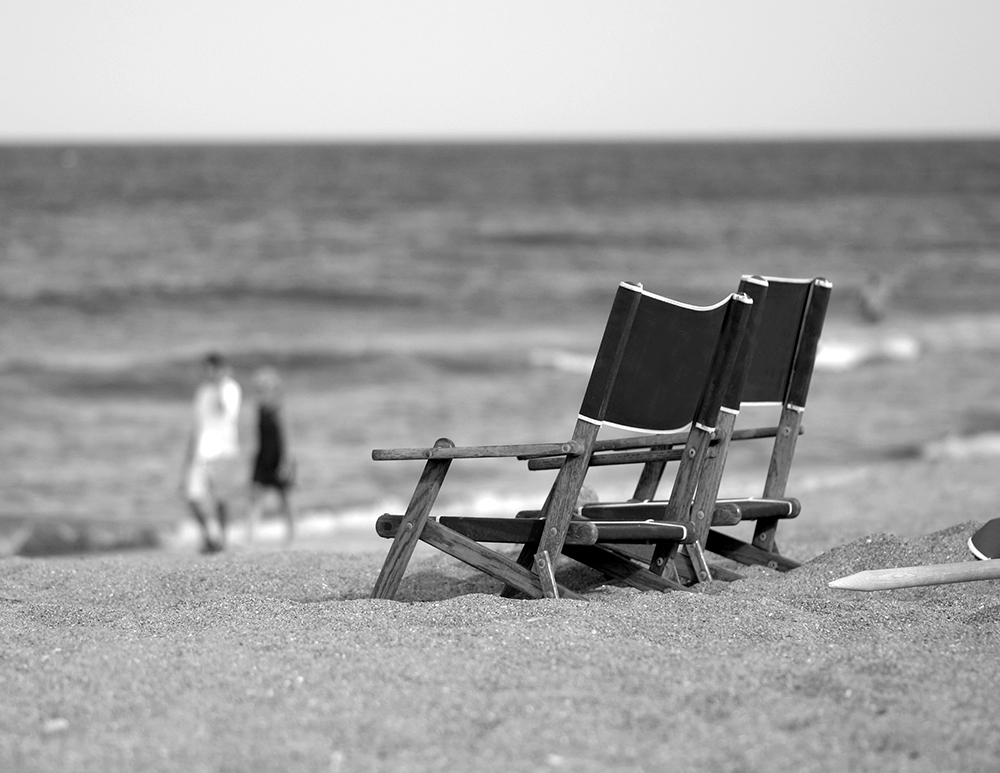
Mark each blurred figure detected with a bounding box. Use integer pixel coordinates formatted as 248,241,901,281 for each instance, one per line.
858,271,890,324
247,367,296,545
181,352,242,553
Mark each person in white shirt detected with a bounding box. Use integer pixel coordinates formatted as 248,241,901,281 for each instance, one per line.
181,352,242,553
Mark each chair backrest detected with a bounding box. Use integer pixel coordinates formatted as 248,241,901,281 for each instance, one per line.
723,276,832,412
578,282,753,434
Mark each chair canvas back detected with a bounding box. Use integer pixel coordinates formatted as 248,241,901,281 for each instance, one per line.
728,276,833,411
579,282,751,435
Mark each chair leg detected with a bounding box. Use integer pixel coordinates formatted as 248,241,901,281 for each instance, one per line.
753,405,802,553
631,458,668,501
684,541,713,584
371,455,453,599
419,520,585,600
535,550,559,599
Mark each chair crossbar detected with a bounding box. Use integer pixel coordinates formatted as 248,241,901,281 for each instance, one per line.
705,529,801,572
524,425,799,470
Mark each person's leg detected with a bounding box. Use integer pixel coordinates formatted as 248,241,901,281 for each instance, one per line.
277,487,295,545
247,484,267,544
216,500,229,547
185,460,220,552
187,501,217,552
202,461,225,551
206,456,243,551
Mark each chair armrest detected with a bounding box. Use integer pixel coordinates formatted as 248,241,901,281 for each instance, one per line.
373,440,584,462
716,497,801,521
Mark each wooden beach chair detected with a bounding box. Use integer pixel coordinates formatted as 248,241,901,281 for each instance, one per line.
523,276,831,585
370,282,753,600
697,275,832,575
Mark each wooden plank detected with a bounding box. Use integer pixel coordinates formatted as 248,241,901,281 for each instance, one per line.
753,405,803,552
562,545,691,593
535,419,602,565
687,409,738,547
705,529,800,572
375,514,599,545
647,424,716,574
576,500,741,527
371,452,453,600
684,541,714,584
711,502,743,527
670,548,745,584
535,550,560,599
631,457,668,501
528,447,685,471
720,497,800,521
591,521,690,544
373,440,582,462
419,519,585,601
829,560,1000,592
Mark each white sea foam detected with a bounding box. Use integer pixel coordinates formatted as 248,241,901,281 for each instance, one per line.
923,432,1000,461
814,335,921,372
529,348,594,374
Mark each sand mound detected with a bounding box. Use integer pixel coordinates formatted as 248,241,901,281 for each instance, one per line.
3,522,999,773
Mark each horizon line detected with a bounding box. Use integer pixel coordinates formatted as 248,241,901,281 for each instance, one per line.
2,130,999,146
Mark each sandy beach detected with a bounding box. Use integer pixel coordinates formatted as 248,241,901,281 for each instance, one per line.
3,454,999,773
3,141,1000,772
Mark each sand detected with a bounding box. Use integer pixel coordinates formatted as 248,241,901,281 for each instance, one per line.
3,456,1000,773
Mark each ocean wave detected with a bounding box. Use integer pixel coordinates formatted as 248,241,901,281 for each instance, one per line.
529,348,595,374
0,345,534,399
0,283,427,314
814,335,921,372
815,313,1000,372
923,432,1000,461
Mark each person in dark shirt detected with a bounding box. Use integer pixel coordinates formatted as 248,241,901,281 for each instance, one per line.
247,368,296,544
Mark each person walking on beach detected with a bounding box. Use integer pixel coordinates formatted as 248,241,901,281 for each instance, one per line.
181,352,242,553
246,367,296,545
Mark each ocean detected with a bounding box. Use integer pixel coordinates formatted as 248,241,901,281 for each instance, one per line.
2,140,1000,554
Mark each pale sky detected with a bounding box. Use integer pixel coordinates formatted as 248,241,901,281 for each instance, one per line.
3,0,1000,141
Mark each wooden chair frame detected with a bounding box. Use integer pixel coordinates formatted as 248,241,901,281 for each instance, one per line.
527,276,831,586
699,275,832,573
370,282,753,600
